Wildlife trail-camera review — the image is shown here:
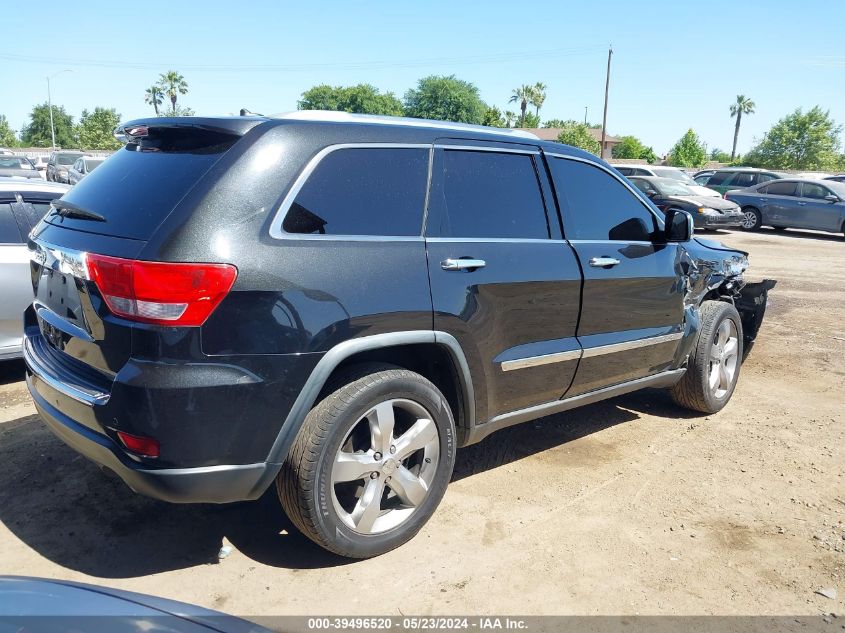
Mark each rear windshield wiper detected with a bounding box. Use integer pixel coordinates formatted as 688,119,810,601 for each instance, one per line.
51,200,106,222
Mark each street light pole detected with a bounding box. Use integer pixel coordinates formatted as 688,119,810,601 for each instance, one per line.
46,70,72,149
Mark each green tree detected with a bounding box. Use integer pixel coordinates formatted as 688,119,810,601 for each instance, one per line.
612,135,658,163
21,103,75,147
298,84,403,116
508,84,533,126
556,121,601,155
729,95,755,160
530,82,546,117
0,115,18,147
504,111,517,127
743,107,842,171
403,75,487,124
542,118,569,128
668,129,707,167
144,85,164,116
709,148,732,163
159,71,188,114
77,107,122,150
520,112,541,128
482,106,505,127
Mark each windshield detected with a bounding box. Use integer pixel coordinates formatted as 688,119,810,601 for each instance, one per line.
656,180,696,196
0,157,33,170
58,154,82,165
652,168,696,185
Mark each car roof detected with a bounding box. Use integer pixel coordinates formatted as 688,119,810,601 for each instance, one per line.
0,179,70,194
629,175,685,185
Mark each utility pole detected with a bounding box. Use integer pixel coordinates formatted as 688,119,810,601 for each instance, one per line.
600,45,613,159
46,70,72,149
584,106,588,125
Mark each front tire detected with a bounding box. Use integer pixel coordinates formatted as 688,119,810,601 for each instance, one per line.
278,364,456,558
740,207,762,231
670,301,743,414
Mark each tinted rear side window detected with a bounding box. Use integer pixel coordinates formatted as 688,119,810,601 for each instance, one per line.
0,204,23,243
765,181,798,196
46,135,236,240
426,149,549,239
283,147,429,236
706,171,731,186
549,157,657,241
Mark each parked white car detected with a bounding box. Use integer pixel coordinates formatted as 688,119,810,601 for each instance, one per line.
0,179,70,360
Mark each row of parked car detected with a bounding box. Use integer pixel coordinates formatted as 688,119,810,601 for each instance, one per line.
0,148,105,185
612,163,845,236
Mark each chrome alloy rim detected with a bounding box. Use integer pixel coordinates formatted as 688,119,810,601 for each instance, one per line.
709,320,739,399
331,399,440,534
741,211,757,229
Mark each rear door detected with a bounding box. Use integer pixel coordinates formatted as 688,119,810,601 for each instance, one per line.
545,153,685,396
0,200,29,357
425,141,582,422
760,180,800,226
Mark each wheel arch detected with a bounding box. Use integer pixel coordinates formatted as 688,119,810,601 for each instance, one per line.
247,331,474,498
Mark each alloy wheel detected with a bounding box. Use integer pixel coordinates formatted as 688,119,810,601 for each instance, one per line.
741,211,758,229
708,320,739,399
330,398,440,534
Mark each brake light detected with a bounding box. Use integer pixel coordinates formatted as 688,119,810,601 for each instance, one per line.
116,431,160,458
86,254,237,326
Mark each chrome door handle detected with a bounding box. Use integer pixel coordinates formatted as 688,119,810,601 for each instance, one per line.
441,258,486,271
589,256,621,268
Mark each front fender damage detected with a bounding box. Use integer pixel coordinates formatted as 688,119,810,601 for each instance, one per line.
677,241,776,364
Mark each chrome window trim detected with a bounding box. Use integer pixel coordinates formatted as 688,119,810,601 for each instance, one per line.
581,332,683,359
426,237,567,244
433,144,540,155
268,143,433,240
501,349,582,372
544,151,665,228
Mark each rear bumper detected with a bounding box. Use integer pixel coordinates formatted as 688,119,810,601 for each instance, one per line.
27,374,269,503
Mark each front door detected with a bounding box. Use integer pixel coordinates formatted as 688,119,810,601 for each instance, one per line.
545,152,685,396
425,141,582,422
796,182,843,231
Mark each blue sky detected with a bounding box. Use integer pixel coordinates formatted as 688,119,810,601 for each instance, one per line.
3,0,844,154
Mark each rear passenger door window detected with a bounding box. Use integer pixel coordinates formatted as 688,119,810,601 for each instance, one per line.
765,181,798,197
547,157,657,241
730,172,757,188
0,203,23,243
425,149,550,239
281,146,430,237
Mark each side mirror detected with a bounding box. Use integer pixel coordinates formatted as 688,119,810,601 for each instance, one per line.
824,194,839,203
646,189,658,198
664,209,693,242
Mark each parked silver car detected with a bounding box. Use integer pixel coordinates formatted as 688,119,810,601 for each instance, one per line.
724,178,845,234
0,156,41,180
67,156,105,185
0,179,70,359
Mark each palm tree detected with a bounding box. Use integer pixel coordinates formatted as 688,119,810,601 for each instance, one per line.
530,82,547,117
509,85,533,126
504,111,517,128
144,85,164,116
730,95,755,161
159,71,189,115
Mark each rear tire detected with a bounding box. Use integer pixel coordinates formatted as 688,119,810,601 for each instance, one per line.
277,364,456,558
740,207,762,231
670,301,743,414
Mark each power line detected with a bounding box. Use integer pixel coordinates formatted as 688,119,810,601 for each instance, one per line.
0,46,606,73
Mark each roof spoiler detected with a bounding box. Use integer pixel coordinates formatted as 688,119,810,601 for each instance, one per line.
114,116,267,144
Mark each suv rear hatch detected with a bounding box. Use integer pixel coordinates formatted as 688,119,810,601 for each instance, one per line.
27,119,257,389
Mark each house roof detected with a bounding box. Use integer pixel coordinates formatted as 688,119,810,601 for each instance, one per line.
515,127,621,144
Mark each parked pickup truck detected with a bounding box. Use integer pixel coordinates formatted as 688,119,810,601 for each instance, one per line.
23,112,774,558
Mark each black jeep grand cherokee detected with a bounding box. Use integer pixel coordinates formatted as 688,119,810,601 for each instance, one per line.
23,111,774,558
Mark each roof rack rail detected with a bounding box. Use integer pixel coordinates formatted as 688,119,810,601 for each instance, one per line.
270,110,540,140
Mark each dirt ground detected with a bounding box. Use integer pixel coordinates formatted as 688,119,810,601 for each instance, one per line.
0,227,842,618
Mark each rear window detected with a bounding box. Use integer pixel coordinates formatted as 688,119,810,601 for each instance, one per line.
46,136,234,240
57,154,81,165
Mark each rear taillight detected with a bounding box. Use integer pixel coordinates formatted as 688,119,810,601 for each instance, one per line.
86,254,237,326
116,431,160,458
723,193,730,199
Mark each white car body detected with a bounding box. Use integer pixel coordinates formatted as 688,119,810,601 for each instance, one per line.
0,179,70,359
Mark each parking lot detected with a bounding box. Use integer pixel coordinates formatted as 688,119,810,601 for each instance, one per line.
0,227,842,616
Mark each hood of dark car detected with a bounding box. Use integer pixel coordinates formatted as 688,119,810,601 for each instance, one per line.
662,195,739,211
